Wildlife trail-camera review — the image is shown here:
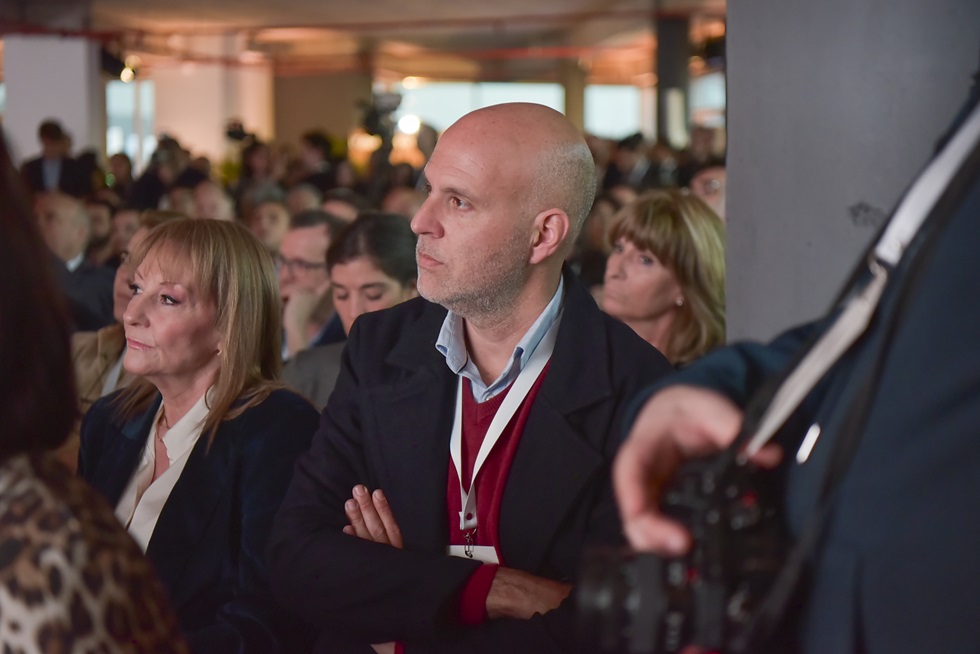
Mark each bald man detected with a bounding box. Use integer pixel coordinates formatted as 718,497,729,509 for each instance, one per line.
37,193,114,330
270,103,671,653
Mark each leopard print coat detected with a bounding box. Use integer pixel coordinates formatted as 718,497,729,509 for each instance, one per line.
0,452,188,654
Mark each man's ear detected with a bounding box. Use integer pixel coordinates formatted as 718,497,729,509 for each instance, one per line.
528,208,570,265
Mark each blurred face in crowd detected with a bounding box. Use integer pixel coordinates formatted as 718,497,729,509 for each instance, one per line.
123,247,221,393
602,237,683,326
109,153,132,182
250,202,290,254
41,136,66,160
194,183,234,221
322,198,358,223
36,193,89,262
329,256,418,335
690,166,727,223
112,209,141,254
300,141,326,170
167,187,196,217
246,144,272,178
584,197,618,252
112,227,150,322
85,201,113,248
277,225,330,301
286,186,321,217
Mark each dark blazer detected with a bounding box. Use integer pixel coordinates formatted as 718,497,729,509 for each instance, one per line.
79,388,320,654
53,256,115,332
21,155,92,197
268,269,673,653
636,113,980,653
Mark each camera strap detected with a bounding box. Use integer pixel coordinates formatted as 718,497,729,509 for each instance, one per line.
740,99,980,460
730,97,980,653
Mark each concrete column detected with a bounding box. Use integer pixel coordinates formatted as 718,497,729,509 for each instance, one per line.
560,60,586,131
151,34,273,162
726,0,980,340
4,35,105,165
655,15,690,148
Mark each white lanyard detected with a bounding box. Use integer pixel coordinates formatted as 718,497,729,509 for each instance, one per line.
744,101,980,457
449,318,559,535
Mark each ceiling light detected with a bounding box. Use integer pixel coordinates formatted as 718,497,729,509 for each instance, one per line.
397,114,421,135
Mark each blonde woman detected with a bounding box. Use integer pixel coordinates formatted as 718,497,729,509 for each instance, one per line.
79,219,318,653
602,189,725,366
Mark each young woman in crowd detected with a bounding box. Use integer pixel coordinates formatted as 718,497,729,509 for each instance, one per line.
283,212,418,408
78,219,319,652
601,189,726,366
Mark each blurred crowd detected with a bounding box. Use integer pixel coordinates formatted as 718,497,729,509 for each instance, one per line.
5,109,728,652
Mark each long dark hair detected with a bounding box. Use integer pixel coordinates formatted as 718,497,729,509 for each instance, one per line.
0,130,77,457
326,212,418,286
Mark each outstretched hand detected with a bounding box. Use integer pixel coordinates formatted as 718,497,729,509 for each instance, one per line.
613,385,782,556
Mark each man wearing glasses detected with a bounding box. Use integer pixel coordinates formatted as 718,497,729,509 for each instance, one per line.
277,210,347,360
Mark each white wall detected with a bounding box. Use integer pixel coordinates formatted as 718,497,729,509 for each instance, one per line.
151,35,273,162
727,0,980,340
3,35,104,164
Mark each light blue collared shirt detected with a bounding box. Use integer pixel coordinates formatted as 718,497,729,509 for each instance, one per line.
435,277,564,403
42,158,61,191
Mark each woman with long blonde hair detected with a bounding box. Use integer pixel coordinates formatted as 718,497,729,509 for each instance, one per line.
79,218,318,652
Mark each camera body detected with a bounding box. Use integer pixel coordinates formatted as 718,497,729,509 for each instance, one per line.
578,458,789,653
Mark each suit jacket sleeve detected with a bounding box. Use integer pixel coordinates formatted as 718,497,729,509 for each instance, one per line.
632,318,823,410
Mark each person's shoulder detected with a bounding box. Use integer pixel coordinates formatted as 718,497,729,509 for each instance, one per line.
287,341,345,372
361,295,440,328
0,453,187,652
85,389,125,426
226,388,319,455
348,295,445,345
241,387,319,419
74,261,115,281
71,329,101,357
230,388,320,439
19,155,42,171
562,273,673,378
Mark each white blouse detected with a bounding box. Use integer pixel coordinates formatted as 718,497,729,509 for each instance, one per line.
114,390,211,551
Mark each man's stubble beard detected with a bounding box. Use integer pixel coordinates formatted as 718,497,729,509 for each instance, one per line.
417,230,530,325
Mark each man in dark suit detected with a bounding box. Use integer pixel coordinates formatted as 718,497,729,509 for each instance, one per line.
614,92,980,653
20,119,91,198
37,192,114,331
269,102,673,653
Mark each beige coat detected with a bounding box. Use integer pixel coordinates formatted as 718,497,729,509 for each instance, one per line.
59,323,133,470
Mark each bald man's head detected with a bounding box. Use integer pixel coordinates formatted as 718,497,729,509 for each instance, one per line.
412,103,597,321
444,103,597,251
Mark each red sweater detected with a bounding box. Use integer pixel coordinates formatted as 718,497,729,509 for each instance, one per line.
447,365,550,624
397,367,550,653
